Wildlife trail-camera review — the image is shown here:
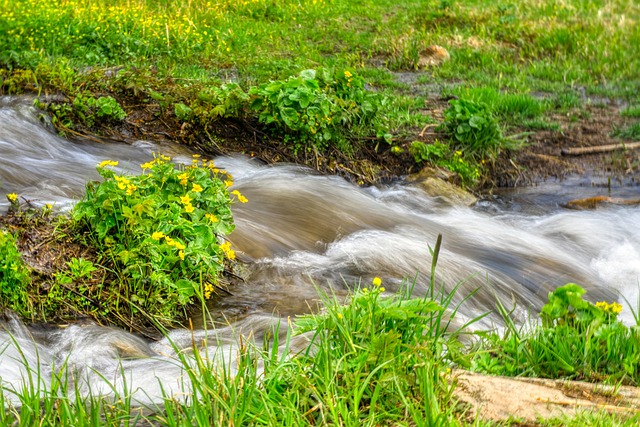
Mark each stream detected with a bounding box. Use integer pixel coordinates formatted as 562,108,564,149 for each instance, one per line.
1,96,639,407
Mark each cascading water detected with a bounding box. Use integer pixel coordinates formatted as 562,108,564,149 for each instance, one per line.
1,96,639,407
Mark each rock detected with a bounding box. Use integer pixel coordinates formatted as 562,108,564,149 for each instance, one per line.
418,45,450,68
454,370,640,423
565,196,640,210
408,167,477,207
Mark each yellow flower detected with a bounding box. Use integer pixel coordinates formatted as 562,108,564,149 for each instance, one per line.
114,176,130,190
6,193,18,202
125,184,137,195
98,160,118,168
372,277,382,287
205,213,219,222
224,179,233,188
178,173,189,186
151,231,165,240
220,241,236,260
174,241,186,250
140,160,156,170
184,203,195,213
204,282,214,299
165,236,175,246
192,183,203,193
596,301,623,315
178,250,185,261
180,194,192,205
344,70,352,78
231,190,248,203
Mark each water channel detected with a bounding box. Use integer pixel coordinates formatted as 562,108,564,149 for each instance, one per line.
1,96,639,407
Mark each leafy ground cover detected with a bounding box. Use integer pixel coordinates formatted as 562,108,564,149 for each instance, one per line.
0,0,638,188
0,155,244,333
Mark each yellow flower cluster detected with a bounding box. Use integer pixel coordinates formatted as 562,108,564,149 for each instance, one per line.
231,190,248,203
98,160,119,168
203,282,214,299
114,176,137,195
372,276,385,292
140,154,171,170
595,301,623,315
179,194,195,213
151,231,186,260
205,213,219,222
6,193,18,203
220,241,236,260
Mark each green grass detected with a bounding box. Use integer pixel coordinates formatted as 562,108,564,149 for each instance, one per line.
1,0,638,188
3,276,640,426
621,105,640,118
463,284,640,386
613,123,640,140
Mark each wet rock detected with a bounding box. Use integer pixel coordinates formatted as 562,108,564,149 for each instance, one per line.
565,196,640,210
407,167,477,207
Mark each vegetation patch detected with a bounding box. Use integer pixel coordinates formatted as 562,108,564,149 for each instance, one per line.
0,155,243,332
466,283,640,386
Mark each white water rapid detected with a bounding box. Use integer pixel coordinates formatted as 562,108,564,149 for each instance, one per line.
1,96,639,407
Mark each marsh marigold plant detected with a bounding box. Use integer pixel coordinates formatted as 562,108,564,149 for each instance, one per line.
73,154,245,323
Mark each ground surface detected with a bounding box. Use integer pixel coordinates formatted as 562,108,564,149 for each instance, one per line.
454,370,640,424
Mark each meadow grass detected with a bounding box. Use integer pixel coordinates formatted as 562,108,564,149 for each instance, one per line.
1,0,638,187
1,0,638,131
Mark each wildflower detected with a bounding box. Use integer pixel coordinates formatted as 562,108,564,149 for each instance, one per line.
344,70,352,79
596,301,623,315
184,203,195,213
174,241,186,250
114,176,130,190
191,183,203,193
231,190,248,203
204,282,214,299
180,194,192,205
205,213,219,222
178,250,185,261
151,231,165,240
224,179,234,187
165,236,175,246
337,313,343,320
178,173,189,186
220,241,236,260
372,277,382,287
98,160,118,168
125,184,137,195
140,160,156,170
6,193,18,203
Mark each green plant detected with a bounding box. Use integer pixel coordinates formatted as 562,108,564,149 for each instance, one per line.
621,105,640,118
249,68,382,154
439,98,504,160
72,154,244,324
468,283,640,385
72,92,126,127
0,229,31,317
613,122,640,140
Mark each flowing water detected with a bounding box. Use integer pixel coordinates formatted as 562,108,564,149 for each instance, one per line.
1,96,639,407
